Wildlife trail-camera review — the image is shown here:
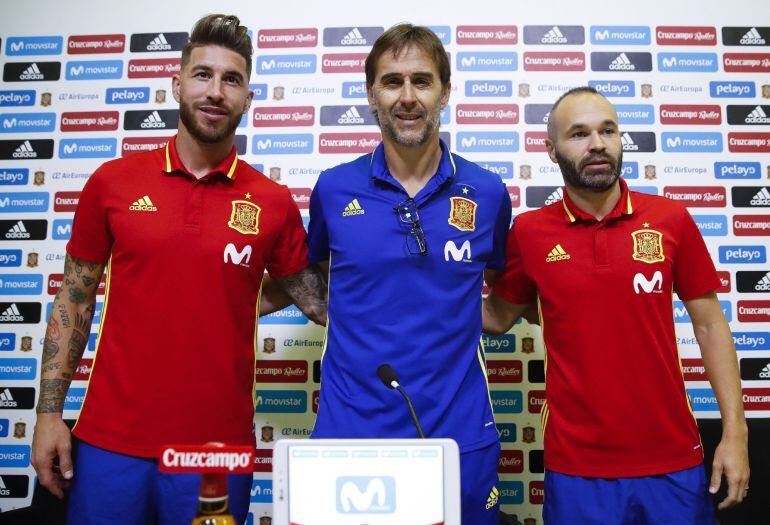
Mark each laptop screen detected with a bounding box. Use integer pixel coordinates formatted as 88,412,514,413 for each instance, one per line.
287,443,446,525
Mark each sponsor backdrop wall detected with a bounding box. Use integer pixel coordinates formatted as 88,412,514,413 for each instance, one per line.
0,0,769,521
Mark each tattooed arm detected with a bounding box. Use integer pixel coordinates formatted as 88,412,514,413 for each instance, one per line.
31,254,105,498
260,264,327,325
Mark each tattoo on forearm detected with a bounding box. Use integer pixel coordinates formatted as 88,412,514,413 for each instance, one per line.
36,379,70,413
57,304,71,329
67,312,91,369
42,337,60,364
48,317,61,341
275,266,328,323
69,286,87,304
42,361,62,373
81,275,95,287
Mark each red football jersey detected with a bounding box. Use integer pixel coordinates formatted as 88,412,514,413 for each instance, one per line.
68,137,308,457
494,179,721,477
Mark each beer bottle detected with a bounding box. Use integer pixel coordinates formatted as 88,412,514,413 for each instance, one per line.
190,473,236,525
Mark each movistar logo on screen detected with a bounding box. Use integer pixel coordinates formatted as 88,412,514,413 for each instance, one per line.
336,476,396,514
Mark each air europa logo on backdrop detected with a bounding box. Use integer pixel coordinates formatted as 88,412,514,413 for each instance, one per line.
590,26,650,45
129,32,188,52
655,26,717,45
456,26,517,44
66,60,123,80
658,53,718,72
68,34,125,54
256,28,318,48
0,113,56,133
6,36,62,56
457,52,517,72
256,54,316,74
255,390,307,413
323,27,383,47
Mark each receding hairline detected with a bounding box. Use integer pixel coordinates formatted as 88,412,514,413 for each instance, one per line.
547,90,616,140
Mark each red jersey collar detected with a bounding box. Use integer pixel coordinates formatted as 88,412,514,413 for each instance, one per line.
163,135,239,181
561,177,634,224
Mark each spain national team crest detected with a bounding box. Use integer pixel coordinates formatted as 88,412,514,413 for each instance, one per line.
448,197,477,232
631,229,665,264
228,200,261,235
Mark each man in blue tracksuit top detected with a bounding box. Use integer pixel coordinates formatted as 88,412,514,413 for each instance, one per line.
307,23,512,524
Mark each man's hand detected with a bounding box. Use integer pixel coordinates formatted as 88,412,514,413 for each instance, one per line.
710,433,750,509
31,413,74,499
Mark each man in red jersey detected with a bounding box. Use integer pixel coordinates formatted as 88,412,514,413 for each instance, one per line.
31,14,326,525
483,87,749,524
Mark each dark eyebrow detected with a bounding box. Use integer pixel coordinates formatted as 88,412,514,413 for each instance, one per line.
379,71,435,82
191,64,244,82
565,119,617,134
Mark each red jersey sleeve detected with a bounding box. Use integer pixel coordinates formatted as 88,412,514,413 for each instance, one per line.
266,189,309,278
673,208,722,301
66,166,113,264
492,219,537,305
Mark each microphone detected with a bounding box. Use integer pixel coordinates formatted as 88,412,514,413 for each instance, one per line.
377,364,425,439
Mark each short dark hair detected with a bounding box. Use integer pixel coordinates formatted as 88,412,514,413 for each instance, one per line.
181,14,252,76
365,24,450,88
547,86,603,139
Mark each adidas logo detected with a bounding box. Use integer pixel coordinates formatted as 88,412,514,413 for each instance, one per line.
12,140,37,159
541,26,567,44
755,271,770,292
546,244,570,262
544,187,563,205
760,364,770,379
342,198,365,217
341,27,367,45
485,485,500,510
740,27,766,45
0,388,17,407
147,33,172,51
0,304,23,322
338,106,365,125
5,221,30,239
621,132,638,151
19,63,43,80
129,195,157,212
141,110,166,129
610,53,635,71
745,106,770,124
750,187,770,206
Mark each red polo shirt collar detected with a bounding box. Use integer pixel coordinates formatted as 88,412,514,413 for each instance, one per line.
561,177,634,224
163,135,239,181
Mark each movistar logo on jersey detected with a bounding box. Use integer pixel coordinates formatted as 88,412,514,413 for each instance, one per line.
336,476,396,514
